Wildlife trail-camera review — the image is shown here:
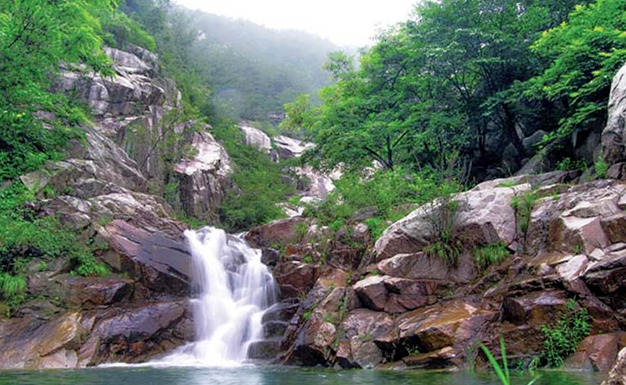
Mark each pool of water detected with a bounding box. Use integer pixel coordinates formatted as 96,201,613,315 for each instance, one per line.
0,366,605,385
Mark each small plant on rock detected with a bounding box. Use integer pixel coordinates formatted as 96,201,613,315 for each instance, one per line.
473,243,511,271
540,298,591,367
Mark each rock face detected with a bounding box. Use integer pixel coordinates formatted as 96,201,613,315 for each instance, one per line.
273,135,315,160
602,62,626,178
2,46,203,369
57,45,231,221
173,129,233,222
239,124,272,153
257,172,626,373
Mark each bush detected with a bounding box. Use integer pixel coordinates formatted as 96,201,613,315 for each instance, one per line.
0,183,108,300
541,298,591,367
306,167,461,228
214,123,294,231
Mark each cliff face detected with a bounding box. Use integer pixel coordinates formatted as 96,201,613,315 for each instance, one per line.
0,46,235,369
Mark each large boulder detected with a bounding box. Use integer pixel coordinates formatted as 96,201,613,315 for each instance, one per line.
273,135,314,160
82,301,192,365
97,220,192,296
239,124,272,153
0,312,86,369
375,185,522,261
602,62,626,178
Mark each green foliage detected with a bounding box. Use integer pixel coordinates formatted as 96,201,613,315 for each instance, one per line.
0,184,108,298
424,239,463,267
511,190,538,235
541,298,591,367
0,273,26,307
473,243,511,271
0,0,117,180
556,157,587,172
215,124,293,231
364,217,388,241
100,8,156,51
594,158,609,179
525,0,626,147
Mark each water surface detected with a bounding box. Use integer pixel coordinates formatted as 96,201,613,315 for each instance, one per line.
0,366,604,385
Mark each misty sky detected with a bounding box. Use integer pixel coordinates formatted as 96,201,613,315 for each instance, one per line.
173,0,418,47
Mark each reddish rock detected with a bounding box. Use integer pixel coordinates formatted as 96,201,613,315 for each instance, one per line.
273,261,318,299
603,213,626,244
503,290,569,326
353,276,388,312
377,252,477,284
566,333,625,372
0,312,85,369
604,347,626,385
402,346,459,369
60,276,134,309
396,300,495,353
86,301,192,365
245,217,307,248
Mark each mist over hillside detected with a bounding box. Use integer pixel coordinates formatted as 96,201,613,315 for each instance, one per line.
177,8,342,123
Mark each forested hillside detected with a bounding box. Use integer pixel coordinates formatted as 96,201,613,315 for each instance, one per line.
286,0,626,181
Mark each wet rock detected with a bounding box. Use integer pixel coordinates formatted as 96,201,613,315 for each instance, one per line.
248,339,281,359
98,220,191,296
503,290,569,326
396,300,495,353
340,309,396,368
85,301,191,365
0,312,85,369
401,346,459,369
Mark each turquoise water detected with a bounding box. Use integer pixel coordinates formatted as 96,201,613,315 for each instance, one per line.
0,366,604,385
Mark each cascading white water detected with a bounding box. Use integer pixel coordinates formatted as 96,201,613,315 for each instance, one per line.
161,227,278,367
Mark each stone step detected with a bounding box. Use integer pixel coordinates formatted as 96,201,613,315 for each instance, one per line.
263,320,288,338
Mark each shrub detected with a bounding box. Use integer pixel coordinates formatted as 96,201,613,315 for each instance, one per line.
215,123,293,231
541,298,591,367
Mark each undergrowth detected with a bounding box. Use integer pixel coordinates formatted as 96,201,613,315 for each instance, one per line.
0,184,108,307
540,298,591,367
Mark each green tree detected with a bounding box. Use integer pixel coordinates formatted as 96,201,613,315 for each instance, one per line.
0,0,116,179
523,0,626,147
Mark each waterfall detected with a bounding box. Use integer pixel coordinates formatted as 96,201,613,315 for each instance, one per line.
162,227,278,366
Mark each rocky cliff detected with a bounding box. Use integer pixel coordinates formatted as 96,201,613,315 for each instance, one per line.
0,46,237,368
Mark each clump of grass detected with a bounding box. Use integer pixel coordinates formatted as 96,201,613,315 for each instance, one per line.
479,336,540,385
473,243,511,271
511,190,537,236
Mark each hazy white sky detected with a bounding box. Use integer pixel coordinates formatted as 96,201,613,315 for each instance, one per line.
173,0,418,47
